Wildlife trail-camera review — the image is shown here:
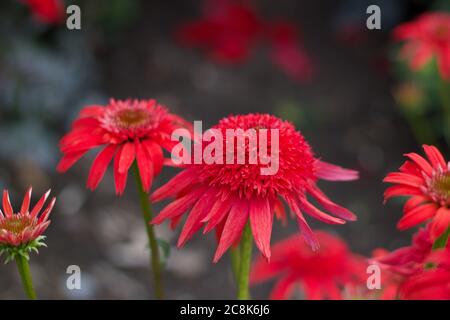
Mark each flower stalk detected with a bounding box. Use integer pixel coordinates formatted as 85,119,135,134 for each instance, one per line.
237,223,253,300
132,163,164,299
15,255,36,300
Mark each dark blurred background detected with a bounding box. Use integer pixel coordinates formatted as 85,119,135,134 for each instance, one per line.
0,0,447,299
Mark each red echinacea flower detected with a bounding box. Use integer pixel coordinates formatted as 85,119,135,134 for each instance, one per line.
57,99,191,195
250,231,366,300
383,145,450,240
151,113,358,262
400,247,450,300
23,0,64,25
393,12,450,80
175,0,314,82
0,188,55,262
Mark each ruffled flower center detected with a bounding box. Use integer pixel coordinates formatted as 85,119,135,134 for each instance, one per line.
0,215,35,235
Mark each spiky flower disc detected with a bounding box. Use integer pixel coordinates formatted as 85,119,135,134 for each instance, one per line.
0,188,55,262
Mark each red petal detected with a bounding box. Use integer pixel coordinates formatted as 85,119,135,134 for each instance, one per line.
430,207,450,240
136,141,153,192
142,140,164,176
384,185,422,202
423,145,446,169
298,198,345,225
30,189,51,218
383,172,424,188
20,187,32,215
203,197,233,234
250,198,273,260
306,184,356,221
177,190,217,247
113,145,128,195
397,203,437,230
38,197,56,223
151,168,199,202
118,142,135,174
315,161,359,181
213,199,249,263
404,152,433,176
151,187,205,225
269,275,296,300
2,190,13,217
57,150,89,173
87,145,117,190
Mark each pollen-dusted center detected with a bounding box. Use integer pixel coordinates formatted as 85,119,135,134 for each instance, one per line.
0,215,35,235
113,109,152,130
430,172,450,206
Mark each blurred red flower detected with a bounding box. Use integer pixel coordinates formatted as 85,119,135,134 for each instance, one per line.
393,12,450,80
151,114,358,262
384,145,450,240
400,247,450,299
0,188,54,247
57,99,191,195
175,0,314,82
23,0,64,25
250,231,366,299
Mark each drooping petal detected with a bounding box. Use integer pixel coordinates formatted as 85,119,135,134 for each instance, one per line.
135,141,154,192
249,197,273,260
151,187,206,225
384,185,422,202
213,199,249,263
87,144,117,190
203,196,233,234
118,142,136,174
403,195,429,214
177,189,217,247
142,140,164,176
113,145,128,195
306,184,357,221
57,149,89,173
151,168,199,202
315,161,359,181
298,197,345,225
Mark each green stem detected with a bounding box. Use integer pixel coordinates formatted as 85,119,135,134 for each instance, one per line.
132,163,165,300
15,255,36,300
432,226,450,250
237,223,253,300
230,245,241,282
439,78,450,145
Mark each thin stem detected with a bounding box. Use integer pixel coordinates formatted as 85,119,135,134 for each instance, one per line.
439,78,450,145
237,223,253,300
15,255,37,300
132,163,165,300
432,225,450,250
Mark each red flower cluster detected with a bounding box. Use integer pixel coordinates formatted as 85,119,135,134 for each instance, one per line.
23,0,64,25
57,99,191,195
151,114,358,262
393,12,450,79
175,0,314,82
374,226,450,299
250,231,366,299
384,145,450,241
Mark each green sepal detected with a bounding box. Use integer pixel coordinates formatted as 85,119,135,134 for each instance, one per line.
0,236,47,264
